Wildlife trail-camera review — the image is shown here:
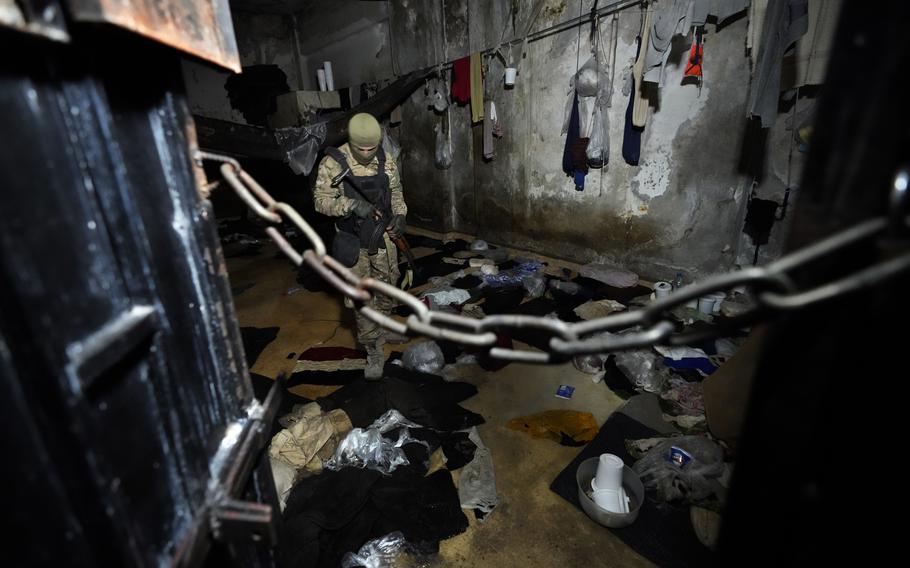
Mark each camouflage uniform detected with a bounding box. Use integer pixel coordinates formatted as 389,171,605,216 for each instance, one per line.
313,143,407,346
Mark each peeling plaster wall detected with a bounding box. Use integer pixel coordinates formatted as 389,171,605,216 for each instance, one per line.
391,0,762,281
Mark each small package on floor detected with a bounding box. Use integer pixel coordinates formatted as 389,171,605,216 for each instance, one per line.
555,384,575,399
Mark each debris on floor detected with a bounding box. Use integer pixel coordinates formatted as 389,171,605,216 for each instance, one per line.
573,298,627,320
295,346,367,372
555,384,576,399
402,341,445,374
506,410,599,447
457,427,499,520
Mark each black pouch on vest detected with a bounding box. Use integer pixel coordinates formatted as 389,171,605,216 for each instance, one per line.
331,229,361,267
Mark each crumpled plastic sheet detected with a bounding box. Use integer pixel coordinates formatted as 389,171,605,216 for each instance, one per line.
402,341,445,374
325,410,427,475
614,350,671,393
434,120,452,170
470,239,489,251
421,287,471,307
382,125,401,163
274,122,327,175
572,353,608,383
341,531,410,568
549,279,581,295
482,261,544,288
458,427,498,519
578,263,639,288
660,377,705,416
521,273,546,299
632,436,726,505
654,345,709,360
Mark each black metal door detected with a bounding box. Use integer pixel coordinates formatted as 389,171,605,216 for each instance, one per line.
0,26,278,567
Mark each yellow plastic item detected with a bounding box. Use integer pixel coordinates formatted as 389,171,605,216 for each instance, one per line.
506,410,599,446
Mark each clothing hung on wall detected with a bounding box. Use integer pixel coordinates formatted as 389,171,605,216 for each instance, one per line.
747,0,810,127
451,56,471,104
470,52,484,123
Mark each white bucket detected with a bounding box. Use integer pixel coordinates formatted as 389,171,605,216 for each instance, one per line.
654,281,672,298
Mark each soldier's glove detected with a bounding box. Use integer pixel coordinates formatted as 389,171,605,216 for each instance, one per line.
388,214,406,236
350,199,374,219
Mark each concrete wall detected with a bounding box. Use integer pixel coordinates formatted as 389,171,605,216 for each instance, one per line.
292,0,394,90
182,10,300,124
390,0,764,281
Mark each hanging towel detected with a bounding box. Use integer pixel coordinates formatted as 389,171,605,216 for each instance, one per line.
470,52,484,123
483,100,494,160
562,91,589,191
630,6,652,128
451,56,471,104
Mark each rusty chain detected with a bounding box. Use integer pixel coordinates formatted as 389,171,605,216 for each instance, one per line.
196,151,910,364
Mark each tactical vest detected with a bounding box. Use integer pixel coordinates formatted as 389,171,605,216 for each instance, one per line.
325,146,391,253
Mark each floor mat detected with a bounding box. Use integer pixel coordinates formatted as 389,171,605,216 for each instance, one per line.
549,411,714,568
240,326,280,367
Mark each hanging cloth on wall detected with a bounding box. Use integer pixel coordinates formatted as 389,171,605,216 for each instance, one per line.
483,100,495,160
747,0,809,127
562,91,589,191
630,5,652,128
470,52,484,123
451,56,471,104
685,27,705,79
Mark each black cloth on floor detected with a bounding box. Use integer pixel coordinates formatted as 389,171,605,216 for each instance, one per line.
281,447,468,567
401,251,464,288
316,365,484,431
571,276,653,304
603,356,637,399
287,369,363,387
438,340,463,364
477,287,525,315
404,234,444,249
451,274,483,289
240,326,279,366
297,261,335,293
411,430,477,471
550,411,714,568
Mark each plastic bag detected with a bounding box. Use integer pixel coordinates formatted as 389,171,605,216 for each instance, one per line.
421,287,470,307
632,436,726,504
572,354,607,383
382,125,401,164
549,279,581,295
470,239,489,251
274,122,327,175
325,410,426,474
614,350,671,393
434,118,452,170
521,273,546,299
402,341,445,374
341,531,409,568
586,98,610,168
482,260,544,288
458,427,498,518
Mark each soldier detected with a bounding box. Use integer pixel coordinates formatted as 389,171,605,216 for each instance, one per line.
312,113,407,380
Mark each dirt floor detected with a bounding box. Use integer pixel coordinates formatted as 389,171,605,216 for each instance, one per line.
227,242,654,567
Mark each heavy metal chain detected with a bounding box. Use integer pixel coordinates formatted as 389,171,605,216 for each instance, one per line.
196,151,910,364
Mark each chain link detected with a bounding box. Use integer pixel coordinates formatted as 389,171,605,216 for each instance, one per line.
196,152,910,363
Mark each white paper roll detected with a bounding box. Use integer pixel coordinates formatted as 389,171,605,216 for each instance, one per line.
323,61,334,91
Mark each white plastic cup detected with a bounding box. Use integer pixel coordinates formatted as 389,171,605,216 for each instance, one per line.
593,453,624,491
593,486,630,513
654,281,672,298
697,296,715,314
710,292,726,313
504,67,517,86
316,69,327,91
323,61,335,91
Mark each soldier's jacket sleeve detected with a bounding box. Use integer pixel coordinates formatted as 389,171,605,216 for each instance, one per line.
386,159,407,217
313,156,355,217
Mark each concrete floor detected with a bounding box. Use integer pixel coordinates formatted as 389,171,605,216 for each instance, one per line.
227,243,653,567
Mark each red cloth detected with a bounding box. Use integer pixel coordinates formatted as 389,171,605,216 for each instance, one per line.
685,42,703,78
451,56,471,104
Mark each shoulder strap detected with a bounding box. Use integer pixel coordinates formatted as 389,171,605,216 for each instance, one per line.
324,146,350,171
376,147,386,172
